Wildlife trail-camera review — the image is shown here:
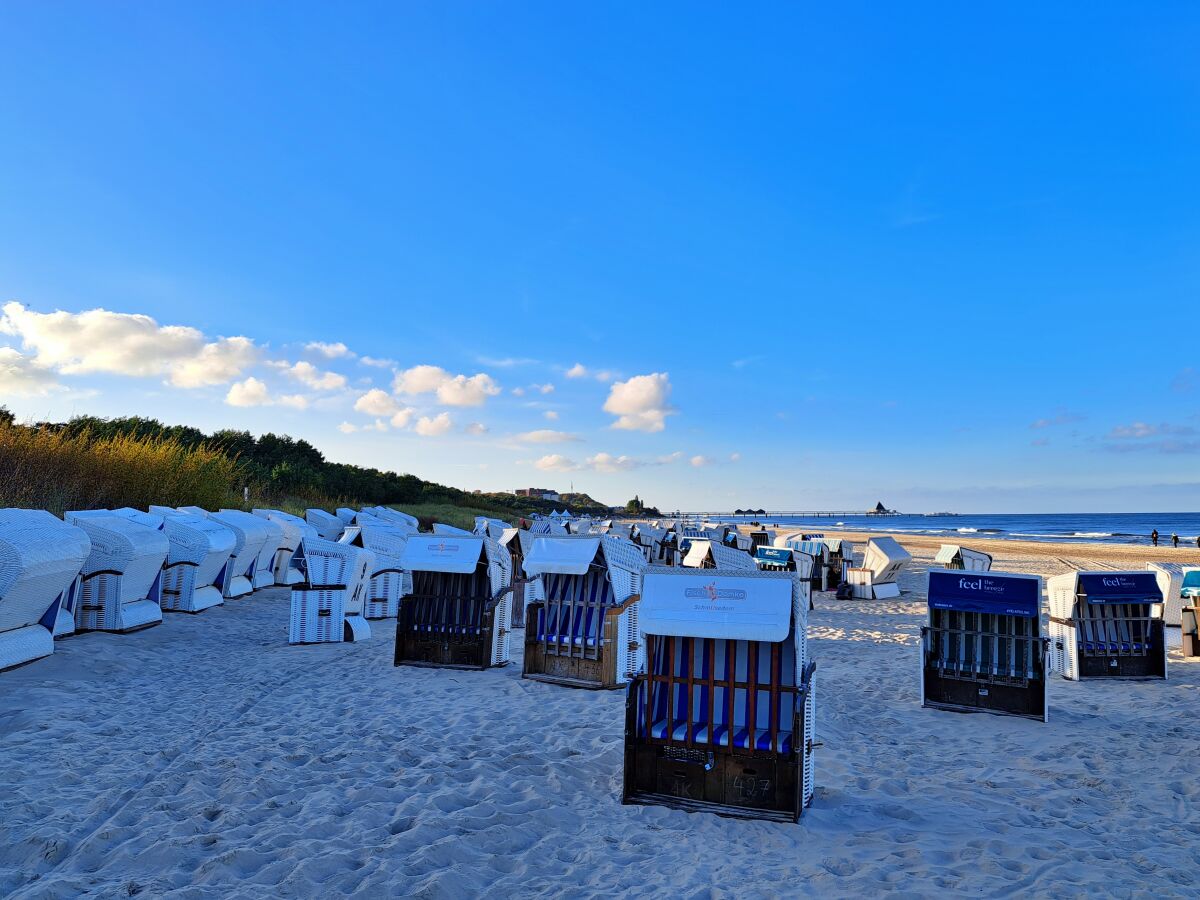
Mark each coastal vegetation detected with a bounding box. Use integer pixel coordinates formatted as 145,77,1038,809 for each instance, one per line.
0,409,612,521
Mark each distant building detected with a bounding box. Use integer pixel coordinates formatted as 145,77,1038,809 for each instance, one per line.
514,487,560,501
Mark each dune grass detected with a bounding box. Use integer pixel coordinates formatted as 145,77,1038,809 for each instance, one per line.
387,502,523,531
0,420,242,515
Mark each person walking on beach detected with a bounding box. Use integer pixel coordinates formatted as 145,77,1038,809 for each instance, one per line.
1151,529,1159,547
1172,532,1180,548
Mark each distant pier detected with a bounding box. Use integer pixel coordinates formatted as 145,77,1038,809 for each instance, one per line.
670,510,901,519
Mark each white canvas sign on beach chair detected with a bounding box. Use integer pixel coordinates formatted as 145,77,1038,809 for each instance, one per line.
65,512,169,633
0,510,91,670
624,567,816,822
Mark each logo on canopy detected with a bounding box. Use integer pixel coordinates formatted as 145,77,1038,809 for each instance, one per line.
431,541,459,554
685,582,747,603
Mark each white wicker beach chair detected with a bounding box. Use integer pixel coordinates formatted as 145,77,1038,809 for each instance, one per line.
365,507,420,531
64,511,170,633
394,535,513,669
922,570,1047,721
1146,562,1185,628
845,537,911,600
335,507,358,526
1047,571,1166,681
0,510,91,669
934,544,993,572
432,522,474,537
289,537,374,644
305,508,345,541
522,534,646,688
340,523,411,619
624,566,815,822
253,509,317,585
103,508,233,613
682,539,756,571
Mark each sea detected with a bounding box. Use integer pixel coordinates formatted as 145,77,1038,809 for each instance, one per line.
711,512,1200,547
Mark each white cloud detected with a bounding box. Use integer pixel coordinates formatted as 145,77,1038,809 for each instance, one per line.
0,347,61,396
359,356,395,369
690,455,712,467
306,341,352,359
338,421,358,434
544,410,560,421
278,394,310,410
603,372,675,432
465,422,489,435
225,377,271,407
415,412,453,437
1,302,259,388
657,451,684,464
354,388,399,417
565,363,588,379
394,365,500,406
535,454,579,472
535,383,555,395
512,387,526,397
272,359,347,391
729,452,742,462
515,429,582,444
390,408,415,429
593,370,616,382
587,452,642,473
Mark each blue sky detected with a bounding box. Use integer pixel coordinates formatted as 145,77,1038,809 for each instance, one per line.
1,2,1198,512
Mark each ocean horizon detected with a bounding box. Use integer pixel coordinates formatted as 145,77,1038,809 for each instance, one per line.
702,511,1200,546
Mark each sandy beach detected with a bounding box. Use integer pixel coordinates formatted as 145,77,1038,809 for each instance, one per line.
3,538,1199,898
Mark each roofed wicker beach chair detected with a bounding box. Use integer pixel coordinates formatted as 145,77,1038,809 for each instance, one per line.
64,511,170,633
473,517,510,540
200,509,272,596
1048,571,1166,681
365,507,420,532
771,539,830,590
149,506,244,600
234,512,283,590
922,570,1047,721
844,537,911,600
0,510,91,669
522,535,647,689
305,508,346,541
623,566,816,822
682,539,756,571
1145,562,1184,628
105,508,233,613
253,509,317,585
753,547,817,606
340,522,411,619
289,537,374,644
394,534,513,669
432,523,474,537
934,544,993,572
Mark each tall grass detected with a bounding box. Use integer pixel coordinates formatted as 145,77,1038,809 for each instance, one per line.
0,421,242,515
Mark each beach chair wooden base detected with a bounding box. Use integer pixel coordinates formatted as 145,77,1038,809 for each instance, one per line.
622,743,804,824
1182,608,1200,658
393,600,505,670
522,597,636,690
922,670,1046,720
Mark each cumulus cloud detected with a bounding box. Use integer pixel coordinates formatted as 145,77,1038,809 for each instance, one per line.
354,388,399,417
272,360,347,391
1030,410,1084,429
657,451,684,464
729,452,742,462
225,377,272,407
390,408,415,429
534,454,579,472
515,429,582,444
603,372,675,432
306,341,352,359
544,410,559,421
0,347,62,396
1,302,258,388
465,422,489,435
338,421,358,434
690,455,712,467
535,383,555,395
394,365,500,406
415,412,454,436
512,387,526,397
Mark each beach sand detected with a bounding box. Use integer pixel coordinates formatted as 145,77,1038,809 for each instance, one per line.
3,538,1199,897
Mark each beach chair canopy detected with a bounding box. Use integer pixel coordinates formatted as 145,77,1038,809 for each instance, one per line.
305,509,345,541
432,523,475,537
254,508,318,544
640,567,798,641
863,537,911,581
683,539,757,571
65,512,170,597
1076,572,1163,603
123,507,235,578
928,570,1042,617
0,510,92,664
